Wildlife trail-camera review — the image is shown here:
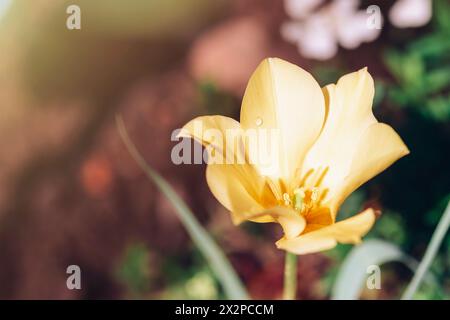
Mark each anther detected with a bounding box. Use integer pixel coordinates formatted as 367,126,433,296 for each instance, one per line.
283,193,291,206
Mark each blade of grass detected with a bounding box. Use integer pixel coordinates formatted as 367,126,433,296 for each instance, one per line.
116,115,249,300
402,200,450,300
332,239,414,300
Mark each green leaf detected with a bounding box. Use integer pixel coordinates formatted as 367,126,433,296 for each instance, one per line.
388,87,410,107
435,0,450,33
116,243,152,297
402,54,425,90
331,239,417,300
425,68,450,95
408,34,450,58
402,200,450,300
384,51,425,94
116,115,249,300
384,50,403,82
425,95,450,121
372,212,407,246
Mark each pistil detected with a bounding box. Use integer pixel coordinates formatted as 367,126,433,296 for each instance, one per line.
293,188,305,212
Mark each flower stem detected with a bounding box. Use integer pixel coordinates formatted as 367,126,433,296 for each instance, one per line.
283,252,297,300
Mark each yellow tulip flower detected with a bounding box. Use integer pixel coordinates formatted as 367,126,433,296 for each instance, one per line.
178,58,409,255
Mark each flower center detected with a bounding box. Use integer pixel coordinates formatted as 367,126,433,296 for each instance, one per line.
283,187,321,216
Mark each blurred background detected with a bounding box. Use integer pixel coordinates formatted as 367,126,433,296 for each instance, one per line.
0,0,449,299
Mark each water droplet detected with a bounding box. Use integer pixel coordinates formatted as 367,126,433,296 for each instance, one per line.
255,117,263,126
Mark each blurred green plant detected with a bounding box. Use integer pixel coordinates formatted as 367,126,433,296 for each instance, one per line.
331,239,417,299
198,81,238,116
332,199,450,300
336,190,365,221
161,251,221,299
372,211,407,246
384,0,450,122
402,200,450,299
116,243,152,298
162,268,219,300
116,115,249,300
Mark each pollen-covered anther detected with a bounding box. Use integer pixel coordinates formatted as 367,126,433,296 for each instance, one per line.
283,193,292,206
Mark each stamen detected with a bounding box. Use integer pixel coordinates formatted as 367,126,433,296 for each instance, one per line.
299,168,314,187
318,188,329,203
314,166,329,187
283,193,291,206
311,187,319,202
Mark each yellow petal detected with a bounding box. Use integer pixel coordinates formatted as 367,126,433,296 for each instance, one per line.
300,68,408,216
300,68,377,191
276,208,376,255
177,115,241,152
206,163,275,223
179,115,276,222
303,207,334,233
241,206,306,239
331,123,410,210
240,58,325,184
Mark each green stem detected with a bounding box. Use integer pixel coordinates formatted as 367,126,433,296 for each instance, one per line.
283,252,297,300
116,114,249,300
401,200,450,300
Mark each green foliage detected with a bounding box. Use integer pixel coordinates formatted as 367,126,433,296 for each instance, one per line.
383,0,450,122
435,0,450,32
402,200,450,299
198,81,237,116
372,212,407,246
159,249,223,299
313,65,342,86
336,190,365,221
116,243,152,298
161,255,219,300
331,239,416,299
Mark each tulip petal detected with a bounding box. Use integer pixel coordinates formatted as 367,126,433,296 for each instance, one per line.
240,58,325,184
300,68,376,190
206,163,276,223
331,123,410,209
276,208,376,255
241,206,306,239
177,115,241,152
179,115,277,223
301,68,408,215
